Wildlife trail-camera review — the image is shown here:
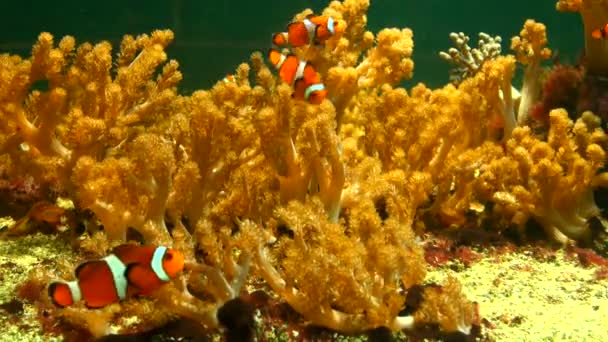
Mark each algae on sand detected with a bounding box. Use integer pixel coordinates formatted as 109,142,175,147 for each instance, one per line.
426,248,608,341
0,220,71,342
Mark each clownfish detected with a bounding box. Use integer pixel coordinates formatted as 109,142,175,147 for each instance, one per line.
592,24,608,39
48,244,185,308
268,49,327,104
272,15,346,48
223,74,236,84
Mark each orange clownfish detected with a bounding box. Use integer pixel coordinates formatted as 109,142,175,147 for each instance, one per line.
268,49,327,104
272,15,346,48
48,244,185,308
592,24,608,39
223,74,236,84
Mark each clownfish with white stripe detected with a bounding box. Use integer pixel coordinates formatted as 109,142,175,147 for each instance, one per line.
223,74,236,84
272,15,346,48
48,244,185,308
268,48,327,104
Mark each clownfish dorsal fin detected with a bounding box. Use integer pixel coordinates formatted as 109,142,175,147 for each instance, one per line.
74,260,92,279
111,243,137,255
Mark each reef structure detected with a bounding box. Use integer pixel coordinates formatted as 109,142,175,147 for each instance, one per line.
0,0,606,339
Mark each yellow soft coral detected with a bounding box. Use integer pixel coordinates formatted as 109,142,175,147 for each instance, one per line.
482,109,608,243
511,19,552,124
251,160,472,333
557,0,608,76
355,28,415,88
0,30,180,200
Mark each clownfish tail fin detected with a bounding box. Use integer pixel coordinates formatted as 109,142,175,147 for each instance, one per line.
48,280,80,307
272,32,288,47
74,261,89,278
268,48,286,69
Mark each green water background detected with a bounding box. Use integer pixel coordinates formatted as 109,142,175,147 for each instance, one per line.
0,0,582,93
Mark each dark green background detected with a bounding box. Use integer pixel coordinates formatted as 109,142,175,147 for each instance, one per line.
0,1,582,93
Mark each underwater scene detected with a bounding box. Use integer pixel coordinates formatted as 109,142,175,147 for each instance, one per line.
0,0,607,341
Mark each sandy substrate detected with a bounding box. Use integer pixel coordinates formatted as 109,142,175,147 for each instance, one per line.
1,218,607,341
426,248,608,341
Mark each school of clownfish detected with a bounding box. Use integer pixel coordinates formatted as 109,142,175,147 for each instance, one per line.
225,14,346,104
47,14,346,310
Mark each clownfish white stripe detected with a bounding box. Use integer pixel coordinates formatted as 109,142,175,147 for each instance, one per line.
295,60,307,83
103,254,128,300
305,83,325,100
327,17,335,35
275,53,287,70
66,280,82,302
303,18,316,42
151,246,170,282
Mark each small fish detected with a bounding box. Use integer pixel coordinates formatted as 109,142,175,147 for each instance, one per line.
4,201,66,236
591,24,608,39
268,49,327,104
272,15,346,47
48,244,185,308
223,74,236,84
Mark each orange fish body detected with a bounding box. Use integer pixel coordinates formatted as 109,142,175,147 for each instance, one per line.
268,49,327,104
272,15,346,47
591,24,608,39
223,74,236,84
48,244,185,308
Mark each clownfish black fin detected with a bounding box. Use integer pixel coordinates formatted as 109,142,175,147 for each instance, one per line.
313,25,322,45
84,302,102,309
74,260,91,278
48,282,66,307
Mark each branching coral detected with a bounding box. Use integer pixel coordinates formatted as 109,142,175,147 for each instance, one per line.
439,32,503,84
438,32,518,140
243,158,473,334
511,19,552,125
462,109,608,243
0,30,181,242
3,0,606,340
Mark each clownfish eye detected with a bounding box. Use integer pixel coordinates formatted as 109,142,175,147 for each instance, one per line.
164,251,173,261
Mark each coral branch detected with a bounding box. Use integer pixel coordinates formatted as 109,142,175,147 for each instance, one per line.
511,19,552,124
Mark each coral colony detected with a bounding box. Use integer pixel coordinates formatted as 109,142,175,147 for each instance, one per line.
0,0,607,339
